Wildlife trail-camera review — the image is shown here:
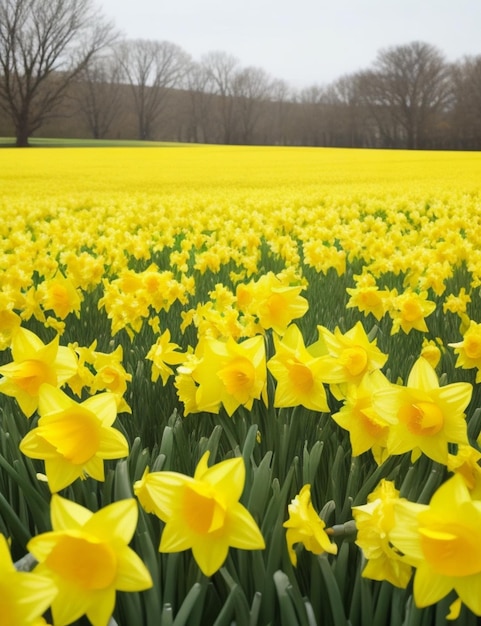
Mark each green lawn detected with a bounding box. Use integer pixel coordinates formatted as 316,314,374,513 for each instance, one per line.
0,136,193,148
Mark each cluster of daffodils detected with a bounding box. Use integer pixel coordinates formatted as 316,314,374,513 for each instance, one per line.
352,475,481,619
1,451,271,626
346,274,438,334
2,497,152,626
98,264,194,339
285,450,481,620
2,148,481,344
0,328,131,492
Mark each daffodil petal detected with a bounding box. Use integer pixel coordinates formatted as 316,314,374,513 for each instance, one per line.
456,572,481,615
85,588,116,626
97,427,129,459
115,545,153,592
44,457,83,493
82,392,118,426
136,472,194,520
159,520,193,553
50,494,92,531
85,499,137,544
202,456,245,504
413,562,453,607
38,384,73,416
12,328,48,360
226,504,265,550
192,538,229,577
50,583,91,626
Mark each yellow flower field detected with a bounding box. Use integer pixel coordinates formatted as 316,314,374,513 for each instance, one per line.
1,145,481,626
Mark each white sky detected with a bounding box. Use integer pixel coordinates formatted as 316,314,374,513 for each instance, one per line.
98,0,481,88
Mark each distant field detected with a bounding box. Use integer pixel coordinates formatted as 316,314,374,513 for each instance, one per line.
0,136,191,148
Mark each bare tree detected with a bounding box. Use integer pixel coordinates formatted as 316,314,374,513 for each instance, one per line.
232,66,272,143
75,52,123,139
269,78,294,145
297,84,327,145
184,60,215,143
202,51,240,144
117,39,190,140
324,74,371,147
0,0,116,146
359,41,452,148
450,56,481,149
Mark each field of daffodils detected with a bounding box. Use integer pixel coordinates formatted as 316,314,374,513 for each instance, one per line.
1,145,481,626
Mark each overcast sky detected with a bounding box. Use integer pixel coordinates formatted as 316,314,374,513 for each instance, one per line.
98,0,481,88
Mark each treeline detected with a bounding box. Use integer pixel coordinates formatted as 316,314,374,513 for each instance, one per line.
1,0,480,148
30,42,481,149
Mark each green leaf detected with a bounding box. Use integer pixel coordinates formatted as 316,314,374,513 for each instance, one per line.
316,554,348,626
273,570,302,626
172,581,207,626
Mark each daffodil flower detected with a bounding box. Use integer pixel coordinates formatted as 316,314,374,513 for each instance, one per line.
0,307,21,350
267,324,330,411
236,272,309,335
146,328,186,385
40,272,83,319
389,474,481,617
332,369,391,464
346,280,390,321
283,484,337,566
28,495,152,626
180,335,267,416
314,321,388,400
449,320,481,382
372,356,472,464
352,479,413,588
0,327,77,417
134,451,265,577
20,384,129,492
388,289,436,335
0,534,57,626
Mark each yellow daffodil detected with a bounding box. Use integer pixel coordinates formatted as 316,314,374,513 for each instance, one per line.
314,321,388,398
62,250,105,291
388,289,436,335
372,356,472,464
0,533,57,626
89,344,131,395
420,337,442,368
40,273,83,319
88,343,132,413
443,288,471,315
134,452,265,577
267,324,330,411
256,283,308,335
66,340,132,411
352,479,412,588
65,341,96,397
389,474,481,617
283,484,337,566
236,272,308,335
20,384,128,492
331,370,391,464
28,495,152,626
174,353,202,416
0,327,77,417
183,335,267,416
449,320,481,382
346,279,390,321
146,329,186,385
0,307,21,350
447,444,481,499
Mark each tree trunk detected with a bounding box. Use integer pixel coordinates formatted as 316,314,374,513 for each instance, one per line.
15,123,30,147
